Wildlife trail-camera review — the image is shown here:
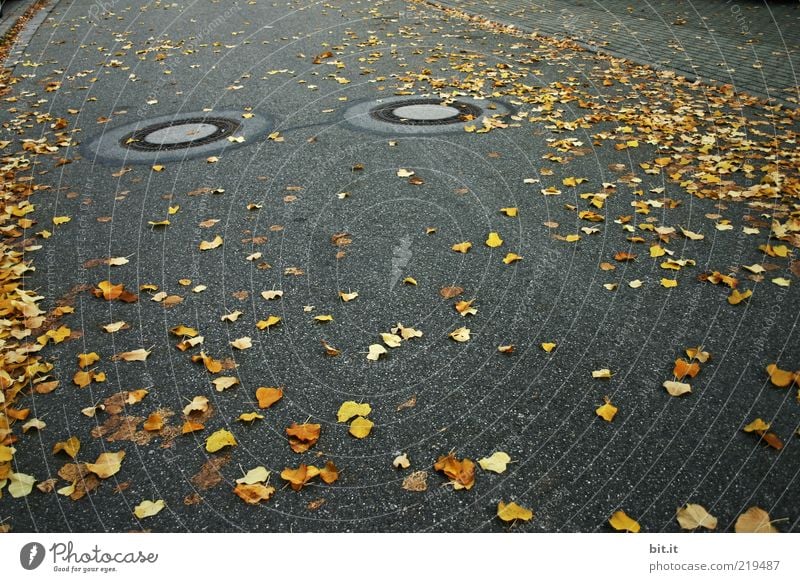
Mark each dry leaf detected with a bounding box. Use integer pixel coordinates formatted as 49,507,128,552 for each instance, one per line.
256,315,282,330
286,423,321,453
485,232,503,248
381,333,402,347
596,397,618,422
609,510,640,533
281,464,320,490
434,453,475,490
349,416,374,439
663,380,692,397
319,461,339,484
766,363,795,388
205,429,237,453
451,241,472,253
199,235,223,250
402,470,428,492
256,387,283,409
367,344,387,361
233,483,275,504
134,499,165,519
337,401,372,423
497,501,533,523
449,327,471,342
676,504,717,530
86,451,125,478
734,507,778,533
393,453,411,469
478,451,511,474
339,290,359,302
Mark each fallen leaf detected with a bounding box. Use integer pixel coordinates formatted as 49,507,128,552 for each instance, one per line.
402,470,428,492
117,348,150,362
134,499,165,519
230,337,252,350
199,235,223,250
609,510,640,533
728,288,752,305
485,232,503,248
596,397,618,422
541,342,556,353
337,401,372,423
86,451,125,478
212,376,239,392
592,369,613,379
449,327,471,342
766,364,795,388
143,413,164,431
286,423,321,453
205,429,237,453
236,466,270,485
367,344,387,361
503,253,522,264
393,453,411,469
319,461,339,484
440,286,464,299
478,451,511,474
256,315,281,330
663,380,692,397
8,473,36,498
233,483,275,504
381,333,402,347
281,464,320,490
451,241,472,253
500,207,518,217
434,454,475,490
349,416,374,438
256,387,283,409
339,290,359,302
735,507,778,533
677,504,717,530
497,501,533,523
674,359,700,380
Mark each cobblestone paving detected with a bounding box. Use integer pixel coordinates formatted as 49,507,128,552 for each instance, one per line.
425,0,800,105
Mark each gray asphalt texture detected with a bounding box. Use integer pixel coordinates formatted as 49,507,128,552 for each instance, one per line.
2,0,799,532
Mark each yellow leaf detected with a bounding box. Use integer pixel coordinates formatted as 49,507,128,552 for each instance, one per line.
497,501,533,523
8,472,36,498
236,466,270,485
680,227,704,241
170,325,198,338
650,245,666,258
485,232,503,248
766,363,795,388
592,368,613,379
503,252,522,264
478,451,511,474
660,278,678,288
349,416,374,438
152,165,164,172
52,436,80,459
233,483,276,504
366,344,387,361
206,429,237,453
500,207,518,217
261,290,284,300
596,397,618,422
238,412,264,422
772,277,791,287
148,219,170,227
449,327,471,342
337,401,371,423
676,504,717,530
403,277,417,285
562,176,587,187
628,279,643,289
381,332,402,347
564,234,580,243
0,445,15,462
743,418,770,433
102,321,128,333
199,235,223,250
727,289,752,305
609,510,640,532
663,380,692,397
455,299,477,316
256,315,281,330
52,216,71,225
230,336,252,350
86,451,125,479
541,342,556,353
339,290,359,302
168,205,180,214
451,241,472,253
734,506,778,533
314,314,334,322
117,348,150,361
134,499,165,519
212,376,239,392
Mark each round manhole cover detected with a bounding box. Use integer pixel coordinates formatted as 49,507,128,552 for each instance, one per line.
122,117,241,152
344,96,511,134
83,110,272,164
369,99,483,126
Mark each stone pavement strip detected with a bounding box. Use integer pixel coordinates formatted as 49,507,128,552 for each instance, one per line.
426,0,800,105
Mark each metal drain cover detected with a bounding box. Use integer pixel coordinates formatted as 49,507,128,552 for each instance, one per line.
344,96,510,135
84,110,272,164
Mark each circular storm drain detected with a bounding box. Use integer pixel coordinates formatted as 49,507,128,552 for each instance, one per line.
83,110,272,164
344,96,511,135
369,99,483,126
122,117,241,152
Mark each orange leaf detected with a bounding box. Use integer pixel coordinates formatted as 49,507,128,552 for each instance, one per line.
673,358,700,380
286,423,321,453
255,387,283,409
434,453,475,490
